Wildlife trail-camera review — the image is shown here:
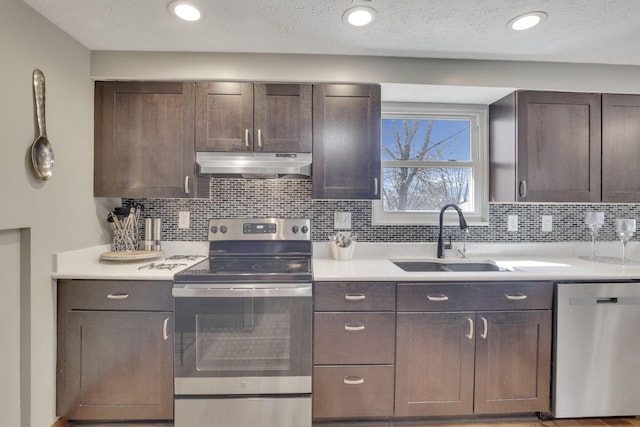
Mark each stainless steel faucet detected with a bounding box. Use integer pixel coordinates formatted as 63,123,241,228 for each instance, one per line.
437,204,469,258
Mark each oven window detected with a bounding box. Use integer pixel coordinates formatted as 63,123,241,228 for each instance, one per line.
195,301,291,371
174,296,311,378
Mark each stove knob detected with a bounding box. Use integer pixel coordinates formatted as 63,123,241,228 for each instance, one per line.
292,226,299,233
220,225,228,234
301,226,309,234
210,226,218,234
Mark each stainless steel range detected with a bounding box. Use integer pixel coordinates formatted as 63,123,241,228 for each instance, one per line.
172,218,312,427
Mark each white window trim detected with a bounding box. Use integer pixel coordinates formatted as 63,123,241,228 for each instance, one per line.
372,102,489,226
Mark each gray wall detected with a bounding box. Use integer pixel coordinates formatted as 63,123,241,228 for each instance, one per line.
0,1,116,425
91,51,640,95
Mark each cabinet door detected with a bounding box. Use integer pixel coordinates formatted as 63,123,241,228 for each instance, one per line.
196,82,254,152
313,84,381,199
602,94,640,202
474,310,551,414
57,311,173,420
94,81,196,198
395,312,475,417
254,83,312,153
516,91,601,202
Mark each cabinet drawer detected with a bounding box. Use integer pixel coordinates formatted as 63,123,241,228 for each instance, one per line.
314,282,395,311
313,365,394,419
58,280,173,311
314,312,395,364
397,282,553,311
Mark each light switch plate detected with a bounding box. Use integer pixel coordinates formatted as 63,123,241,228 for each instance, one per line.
334,212,352,230
178,211,190,229
541,215,553,232
507,215,518,232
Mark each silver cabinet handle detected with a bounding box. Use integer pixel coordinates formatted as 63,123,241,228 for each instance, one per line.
257,129,262,147
345,293,365,302
184,175,190,194
374,177,378,195
107,293,129,299
427,294,449,302
163,318,170,341
466,317,474,340
506,293,528,301
480,317,488,339
244,129,250,147
344,323,365,331
519,180,527,198
343,376,364,385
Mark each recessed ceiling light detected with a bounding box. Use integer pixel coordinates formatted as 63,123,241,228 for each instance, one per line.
343,6,377,27
168,1,202,22
507,11,548,31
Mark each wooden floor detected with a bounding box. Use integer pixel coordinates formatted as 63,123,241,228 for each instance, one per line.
64,418,640,427
312,418,640,427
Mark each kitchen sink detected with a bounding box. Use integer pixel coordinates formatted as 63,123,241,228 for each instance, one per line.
392,260,505,272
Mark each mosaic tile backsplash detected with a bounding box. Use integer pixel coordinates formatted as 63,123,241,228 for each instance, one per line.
123,178,640,244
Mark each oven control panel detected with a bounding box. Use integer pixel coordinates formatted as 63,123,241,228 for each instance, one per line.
208,218,311,241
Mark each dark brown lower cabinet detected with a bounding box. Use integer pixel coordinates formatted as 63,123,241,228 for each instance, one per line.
395,312,475,417
395,310,551,417
474,310,551,414
313,365,395,418
57,280,174,421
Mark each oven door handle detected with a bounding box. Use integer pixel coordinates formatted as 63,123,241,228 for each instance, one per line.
172,286,312,298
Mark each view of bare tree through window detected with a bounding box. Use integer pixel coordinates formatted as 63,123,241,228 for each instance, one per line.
382,118,472,212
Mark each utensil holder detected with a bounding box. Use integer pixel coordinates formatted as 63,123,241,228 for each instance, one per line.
112,228,138,252
329,241,356,261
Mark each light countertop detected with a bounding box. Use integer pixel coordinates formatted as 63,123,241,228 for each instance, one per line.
52,241,209,281
52,241,640,282
312,242,640,282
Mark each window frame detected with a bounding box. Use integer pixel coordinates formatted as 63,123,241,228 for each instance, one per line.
372,102,489,225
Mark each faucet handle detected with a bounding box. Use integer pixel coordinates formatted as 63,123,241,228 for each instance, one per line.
444,235,453,250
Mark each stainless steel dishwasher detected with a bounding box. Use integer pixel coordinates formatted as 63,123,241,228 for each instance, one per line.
554,281,640,418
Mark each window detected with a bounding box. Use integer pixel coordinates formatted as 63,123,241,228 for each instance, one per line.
372,102,489,225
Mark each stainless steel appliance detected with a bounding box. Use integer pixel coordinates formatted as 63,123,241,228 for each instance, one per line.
173,218,313,427
553,281,640,418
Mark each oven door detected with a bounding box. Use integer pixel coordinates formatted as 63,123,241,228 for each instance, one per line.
173,284,312,395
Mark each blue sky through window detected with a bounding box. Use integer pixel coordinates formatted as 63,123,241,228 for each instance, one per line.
381,119,471,161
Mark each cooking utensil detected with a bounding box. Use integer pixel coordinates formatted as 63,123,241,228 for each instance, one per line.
30,69,55,180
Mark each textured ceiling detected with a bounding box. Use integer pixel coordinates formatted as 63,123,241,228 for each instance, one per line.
21,0,640,66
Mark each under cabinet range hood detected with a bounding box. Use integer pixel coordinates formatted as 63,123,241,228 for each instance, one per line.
196,152,312,179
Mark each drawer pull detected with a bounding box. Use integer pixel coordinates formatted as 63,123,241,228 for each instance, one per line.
345,294,366,302
244,128,250,147
344,323,365,331
107,293,129,300
343,376,364,385
427,294,449,302
506,293,528,301
163,318,170,341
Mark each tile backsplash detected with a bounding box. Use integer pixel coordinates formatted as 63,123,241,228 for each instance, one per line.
123,178,640,244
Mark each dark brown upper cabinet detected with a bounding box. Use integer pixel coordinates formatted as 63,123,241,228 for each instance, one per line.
602,94,640,203
94,81,197,198
312,84,381,199
490,91,602,202
195,82,312,153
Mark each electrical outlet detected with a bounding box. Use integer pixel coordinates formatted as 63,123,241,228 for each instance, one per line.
507,215,518,232
178,211,190,229
334,212,352,229
541,215,553,232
